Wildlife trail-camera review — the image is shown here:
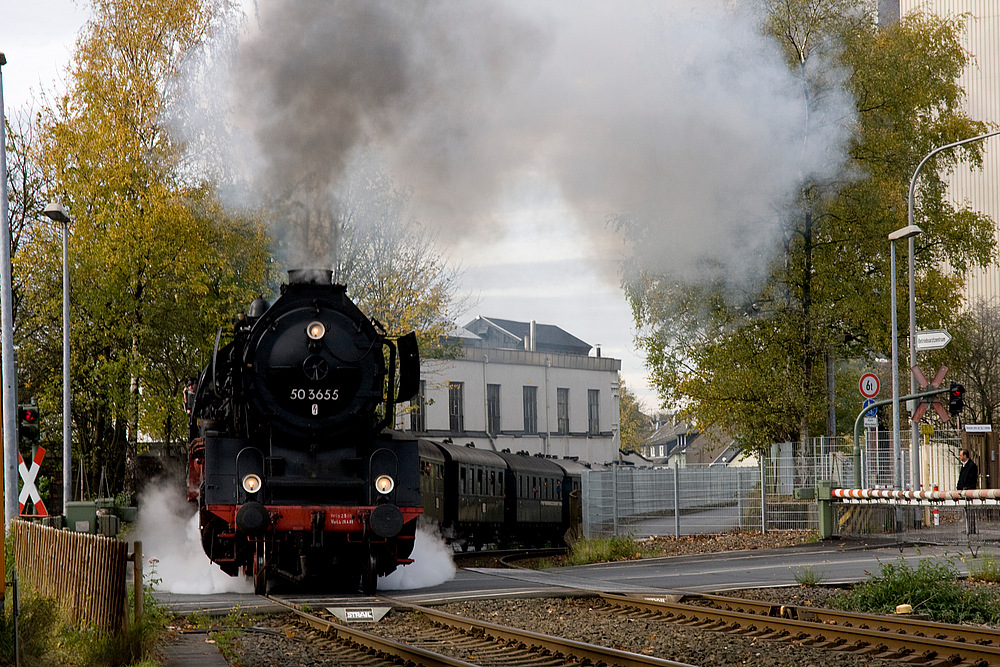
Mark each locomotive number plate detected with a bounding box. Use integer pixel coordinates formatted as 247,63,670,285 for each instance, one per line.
289,388,340,401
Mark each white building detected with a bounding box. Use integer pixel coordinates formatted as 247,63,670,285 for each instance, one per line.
399,317,622,464
885,0,1000,304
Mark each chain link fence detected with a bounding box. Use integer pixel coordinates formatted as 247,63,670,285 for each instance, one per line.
583,431,966,540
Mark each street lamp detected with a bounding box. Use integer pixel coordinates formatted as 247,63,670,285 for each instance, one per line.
0,51,18,524
889,224,921,490
43,202,72,514
906,129,1000,491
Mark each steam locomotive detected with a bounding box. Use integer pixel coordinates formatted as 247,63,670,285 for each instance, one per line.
186,269,421,594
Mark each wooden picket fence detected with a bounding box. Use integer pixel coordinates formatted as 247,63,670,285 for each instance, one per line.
11,520,127,630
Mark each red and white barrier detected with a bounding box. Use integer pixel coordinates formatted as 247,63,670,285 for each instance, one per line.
831,487,1000,504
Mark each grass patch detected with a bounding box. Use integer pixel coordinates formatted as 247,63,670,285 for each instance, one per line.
831,557,1000,624
565,536,643,565
969,554,1000,582
792,564,824,587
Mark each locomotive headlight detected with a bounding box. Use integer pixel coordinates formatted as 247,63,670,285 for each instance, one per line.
306,321,326,340
374,475,395,495
242,474,262,494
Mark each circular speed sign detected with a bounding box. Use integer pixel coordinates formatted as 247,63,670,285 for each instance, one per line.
859,373,880,399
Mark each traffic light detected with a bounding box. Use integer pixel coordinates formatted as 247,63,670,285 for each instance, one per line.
18,404,40,446
949,382,966,416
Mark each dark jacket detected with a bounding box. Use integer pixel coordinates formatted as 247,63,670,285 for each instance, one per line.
957,459,979,490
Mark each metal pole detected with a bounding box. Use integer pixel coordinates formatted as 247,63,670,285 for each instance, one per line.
672,460,680,538
760,454,767,534
908,235,918,490
0,53,18,524
62,222,70,513
906,129,1000,491
890,239,901,490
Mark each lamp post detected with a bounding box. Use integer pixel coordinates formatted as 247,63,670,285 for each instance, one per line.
906,129,1000,491
43,203,71,514
889,224,921,490
0,52,18,524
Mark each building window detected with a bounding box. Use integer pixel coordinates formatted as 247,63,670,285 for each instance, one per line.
588,389,600,435
557,388,569,434
409,380,426,432
487,384,501,436
523,386,538,434
449,382,465,432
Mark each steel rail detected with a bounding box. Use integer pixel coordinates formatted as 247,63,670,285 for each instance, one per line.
266,596,480,667
384,598,698,667
682,591,1000,646
602,592,1000,664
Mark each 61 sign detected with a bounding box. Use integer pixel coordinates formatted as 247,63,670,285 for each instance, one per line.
859,373,880,399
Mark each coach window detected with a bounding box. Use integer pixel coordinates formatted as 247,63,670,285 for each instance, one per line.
477,468,483,495
460,466,467,494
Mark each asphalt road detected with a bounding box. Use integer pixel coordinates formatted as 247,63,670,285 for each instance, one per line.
154,539,999,615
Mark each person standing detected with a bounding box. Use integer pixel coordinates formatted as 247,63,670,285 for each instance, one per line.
957,448,979,535
957,449,979,490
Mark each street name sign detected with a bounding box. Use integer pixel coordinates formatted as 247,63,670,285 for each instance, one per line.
915,329,952,351
965,424,993,433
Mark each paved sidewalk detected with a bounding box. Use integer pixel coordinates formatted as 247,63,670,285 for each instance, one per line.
161,632,229,667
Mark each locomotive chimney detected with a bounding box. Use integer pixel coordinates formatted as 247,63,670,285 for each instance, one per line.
288,268,333,285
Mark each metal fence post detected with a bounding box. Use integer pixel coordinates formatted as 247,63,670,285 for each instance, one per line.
760,455,767,534
612,462,619,537
673,460,681,538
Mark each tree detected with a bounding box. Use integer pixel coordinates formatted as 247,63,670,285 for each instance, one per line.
625,4,994,452
19,0,273,497
948,299,1000,426
332,155,466,359
618,375,652,454
4,108,51,327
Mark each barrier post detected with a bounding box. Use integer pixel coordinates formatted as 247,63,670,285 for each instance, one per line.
816,480,837,539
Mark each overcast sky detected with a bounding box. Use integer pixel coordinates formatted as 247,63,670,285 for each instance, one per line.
0,0,662,409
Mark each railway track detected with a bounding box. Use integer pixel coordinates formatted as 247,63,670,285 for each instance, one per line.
599,591,1000,666
267,594,696,667
259,587,1000,666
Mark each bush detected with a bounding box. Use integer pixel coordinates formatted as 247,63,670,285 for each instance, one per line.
832,557,1000,624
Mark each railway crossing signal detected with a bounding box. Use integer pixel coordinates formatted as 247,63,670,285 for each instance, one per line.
949,382,966,416
910,365,950,423
18,404,40,446
17,447,47,516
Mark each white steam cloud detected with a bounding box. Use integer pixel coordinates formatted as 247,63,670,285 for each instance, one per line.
379,525,457,590
175,0,854,284
134,484,253,594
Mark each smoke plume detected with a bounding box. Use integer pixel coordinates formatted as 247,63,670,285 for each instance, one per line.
178,0,854,283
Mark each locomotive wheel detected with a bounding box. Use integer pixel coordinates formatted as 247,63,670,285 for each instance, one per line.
253,541,267,595
359,553,378,595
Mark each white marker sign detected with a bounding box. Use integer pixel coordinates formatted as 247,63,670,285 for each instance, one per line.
915,329,952,351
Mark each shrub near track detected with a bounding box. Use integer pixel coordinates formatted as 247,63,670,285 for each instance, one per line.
832,557,1000,625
